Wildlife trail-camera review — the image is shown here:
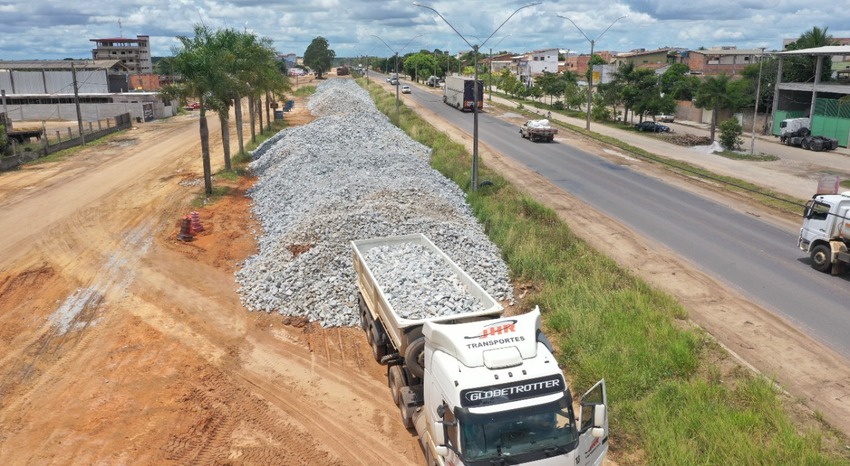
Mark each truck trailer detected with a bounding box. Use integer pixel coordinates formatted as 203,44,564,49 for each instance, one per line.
352,233,609,466
799,191,850,275
443,76,484,112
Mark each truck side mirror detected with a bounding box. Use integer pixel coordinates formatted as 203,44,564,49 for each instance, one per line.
591,427,605,438
435,446,449,457
436,403,446,418
593,404,606,426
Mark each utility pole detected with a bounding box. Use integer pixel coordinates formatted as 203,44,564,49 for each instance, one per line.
750,47,766,155
559,15,626,131
414,1,539,191
71,62,85,145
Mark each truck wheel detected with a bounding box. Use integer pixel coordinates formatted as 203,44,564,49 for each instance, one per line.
399,399,414,430
388,365,407,405
802,139,811,150
810,244,832,273
404,337,426,379
370,321,389,362
358,293,370,332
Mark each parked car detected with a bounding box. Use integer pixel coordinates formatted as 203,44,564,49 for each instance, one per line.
389,78,399,86
635,121,671,133
401,85,411,94
655,114,675,122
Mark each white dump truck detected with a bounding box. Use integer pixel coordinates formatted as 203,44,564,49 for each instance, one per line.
799,191,850,274
352,233,609,466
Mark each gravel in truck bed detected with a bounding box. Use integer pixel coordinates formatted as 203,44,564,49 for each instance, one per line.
235,78,513,327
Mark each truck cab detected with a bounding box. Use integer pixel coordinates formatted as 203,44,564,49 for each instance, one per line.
799,192,850,274
415,309,608,466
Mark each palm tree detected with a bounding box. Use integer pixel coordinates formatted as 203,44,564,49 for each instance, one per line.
785,26,836,83
694,74,745,141
172,24,225,196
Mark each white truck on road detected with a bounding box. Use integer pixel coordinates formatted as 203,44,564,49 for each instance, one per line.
799,191,850,275
778,117,839,151
352,233,609,466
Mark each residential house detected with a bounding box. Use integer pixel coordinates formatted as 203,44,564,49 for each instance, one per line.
610,48,673,71
686,46,766,76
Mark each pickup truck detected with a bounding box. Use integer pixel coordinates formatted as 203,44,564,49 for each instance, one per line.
519,119,558,142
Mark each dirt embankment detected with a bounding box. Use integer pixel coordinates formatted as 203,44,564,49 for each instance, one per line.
0,92,423,465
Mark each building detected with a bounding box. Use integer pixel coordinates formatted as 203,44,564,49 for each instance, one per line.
771,45,850,147
91,35,152,74
685,47,766,76
0,60,175,122
610,48,673,71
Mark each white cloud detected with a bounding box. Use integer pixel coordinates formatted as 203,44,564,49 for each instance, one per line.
0,0,847,61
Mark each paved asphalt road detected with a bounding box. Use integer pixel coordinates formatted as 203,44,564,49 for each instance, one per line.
385,76,850,360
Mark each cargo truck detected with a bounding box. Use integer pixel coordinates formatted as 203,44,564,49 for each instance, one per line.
442,76,484,112
520,119,558,142
352,233,609,466
799,191,850,275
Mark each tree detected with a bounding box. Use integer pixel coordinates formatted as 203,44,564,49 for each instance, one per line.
718,118,744,151
403,53,436,82
172,24,227,196
660,63,700,101
694,74,746,141
784,26,835,83
304,37,335,79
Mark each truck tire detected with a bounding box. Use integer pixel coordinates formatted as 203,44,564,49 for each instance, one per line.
370,320,389,362
404,337,426,379
388,364,407,405
810,244,832,273
802,139,811,150
358,293,370,332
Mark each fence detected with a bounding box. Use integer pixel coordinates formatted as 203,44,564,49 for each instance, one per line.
1,113,133,170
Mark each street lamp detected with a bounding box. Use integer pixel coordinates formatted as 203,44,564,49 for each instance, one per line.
558,15,626,131
751,47,766,155
371,33,426,119
414,2,540,192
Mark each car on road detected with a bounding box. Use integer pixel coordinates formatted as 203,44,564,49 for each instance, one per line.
401,85,411,94
655,114,675,122
635,121,671,133
389,78,399,86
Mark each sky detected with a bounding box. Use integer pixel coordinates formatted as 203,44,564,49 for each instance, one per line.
1,0,849,63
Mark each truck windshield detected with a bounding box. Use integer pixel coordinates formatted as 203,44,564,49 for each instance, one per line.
458,398,577,462
804,200,830,220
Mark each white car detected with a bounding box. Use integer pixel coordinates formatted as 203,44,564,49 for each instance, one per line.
401,85,411,94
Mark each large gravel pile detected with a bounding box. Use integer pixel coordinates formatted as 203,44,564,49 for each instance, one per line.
236,78,513,327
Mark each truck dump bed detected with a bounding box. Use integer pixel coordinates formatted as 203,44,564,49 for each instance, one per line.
352,233,503,351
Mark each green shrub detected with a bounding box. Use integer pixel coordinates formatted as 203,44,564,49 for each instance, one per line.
718,118,744,151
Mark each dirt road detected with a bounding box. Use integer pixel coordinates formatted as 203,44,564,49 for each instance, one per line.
0,98,422,465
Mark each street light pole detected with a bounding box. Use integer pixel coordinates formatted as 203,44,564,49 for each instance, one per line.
371,33,425,120
751,47,766,155
414,1,540,192
558,15,626,131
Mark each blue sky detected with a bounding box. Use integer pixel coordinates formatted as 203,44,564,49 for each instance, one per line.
1,1,848,62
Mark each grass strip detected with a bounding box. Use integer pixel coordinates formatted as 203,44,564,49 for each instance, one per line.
362,78,848,465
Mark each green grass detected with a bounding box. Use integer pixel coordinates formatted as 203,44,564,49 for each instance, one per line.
713,150,780,162
360,77,850,465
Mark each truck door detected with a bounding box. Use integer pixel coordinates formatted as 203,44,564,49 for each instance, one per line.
576,379,608,466
800,200,832,247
